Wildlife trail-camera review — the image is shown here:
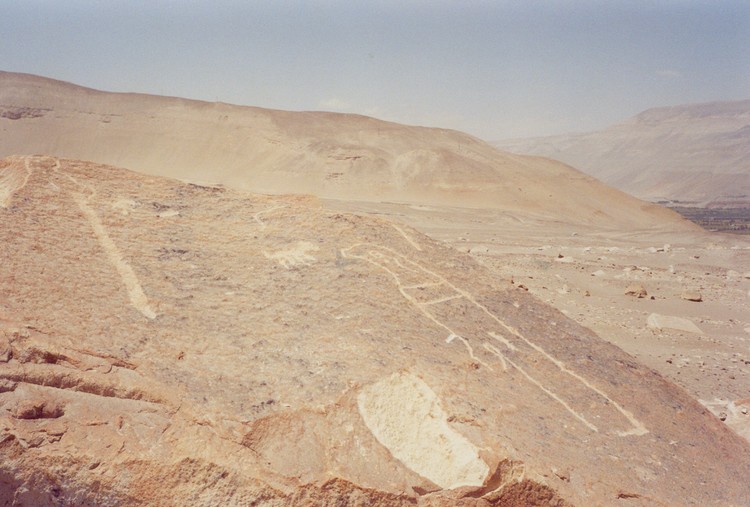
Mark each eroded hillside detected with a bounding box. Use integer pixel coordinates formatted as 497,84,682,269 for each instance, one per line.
0,71,693,232
495,100,750,207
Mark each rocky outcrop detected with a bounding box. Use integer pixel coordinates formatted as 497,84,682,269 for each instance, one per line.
1,157,749,505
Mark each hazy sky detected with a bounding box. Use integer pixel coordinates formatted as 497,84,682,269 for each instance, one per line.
2,0,748,139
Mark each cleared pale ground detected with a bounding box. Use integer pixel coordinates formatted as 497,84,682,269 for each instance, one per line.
495,100,750,207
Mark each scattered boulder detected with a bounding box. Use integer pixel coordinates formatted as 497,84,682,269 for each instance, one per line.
647,313,702,334
625,284,648,298
647,244,671,253
681,291,703,302
591,270,605,277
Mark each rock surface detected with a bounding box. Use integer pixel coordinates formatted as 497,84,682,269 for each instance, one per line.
681,291,703,302
1,156,749,506
624,284,647,298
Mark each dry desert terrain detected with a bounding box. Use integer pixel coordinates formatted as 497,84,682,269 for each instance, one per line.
1,72,749,505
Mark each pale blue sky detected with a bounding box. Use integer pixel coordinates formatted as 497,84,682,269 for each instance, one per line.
1,0,748,139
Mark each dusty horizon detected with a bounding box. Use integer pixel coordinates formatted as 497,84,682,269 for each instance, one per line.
2,1,748,139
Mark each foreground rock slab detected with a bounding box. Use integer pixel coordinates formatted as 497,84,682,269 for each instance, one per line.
1,157,749,506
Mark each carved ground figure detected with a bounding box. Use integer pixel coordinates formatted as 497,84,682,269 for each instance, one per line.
342,243,648,437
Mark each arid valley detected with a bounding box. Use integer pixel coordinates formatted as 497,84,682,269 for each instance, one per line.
1,72,749,506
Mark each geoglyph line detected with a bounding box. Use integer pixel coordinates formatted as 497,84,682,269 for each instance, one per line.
345,246,491,369
491,343,598,431
342,243,648,436
402,282,443,290
43,157,157,320
0,157,33,208
419,294,464,306
253,204,287,230
391,223,422,251
488,331,518,352
482,343,508,372
72,194,157,319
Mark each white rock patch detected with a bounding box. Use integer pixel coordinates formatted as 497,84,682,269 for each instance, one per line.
264,241,319,269
357,372,489,489
647,313,702,334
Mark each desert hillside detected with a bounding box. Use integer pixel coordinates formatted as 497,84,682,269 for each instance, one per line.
1,156,749,506
495,100,750,207
0,71,693,231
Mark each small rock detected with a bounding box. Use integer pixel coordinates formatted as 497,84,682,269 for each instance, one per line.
681,291,703,302
719,412,728,422
583,290,590,297
741,408,748,415
625,284,648,298
591,270,605,277
551,467,570,482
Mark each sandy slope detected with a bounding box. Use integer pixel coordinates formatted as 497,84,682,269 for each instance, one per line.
0,71,695,231
1,156,749,506
494,100,750,206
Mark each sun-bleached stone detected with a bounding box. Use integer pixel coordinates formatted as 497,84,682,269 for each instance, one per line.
357,372,489,489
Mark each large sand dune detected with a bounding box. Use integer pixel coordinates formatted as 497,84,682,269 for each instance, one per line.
0,71,693,231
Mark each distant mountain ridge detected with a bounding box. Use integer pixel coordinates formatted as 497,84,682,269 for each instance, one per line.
494,99,750,208
0,71,694,231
